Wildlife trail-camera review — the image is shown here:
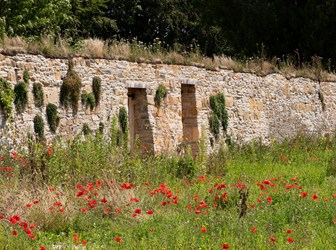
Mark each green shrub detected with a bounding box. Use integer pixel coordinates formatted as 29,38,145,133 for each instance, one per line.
175,153,197,179
32,82,44,107
326,157,336,177
81,92,96,111
23,70,30,83
82,123,92,135
14,81,28,113
46,103,60,133
33,115,44,139
0,78,14,118
60,60,81,115
209,93,228,138
92,76,102,105
154,84,167,106
119,107,128,134
99,122,104,134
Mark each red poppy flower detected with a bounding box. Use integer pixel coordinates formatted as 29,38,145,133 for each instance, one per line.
222,243,229,249
270,237,276,242
40,246,46,250
81,208,87,213
301,192,308,197
115,209,121,213
286,229,291,234
201,227,207,233
146,210,154,215
82,240,87,245
251,227,257,232
26,203,32,208
33,200,39,204
101,197,107,203
287,237,294,243
149,228,155,232
266,197,273,203
332,218,336,223
312,194,318,200
114,237,122,243
12,230,18,235
134,208,142,214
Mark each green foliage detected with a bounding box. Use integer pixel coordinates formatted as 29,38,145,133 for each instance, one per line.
118,107,128,134
0,78,14,118
98,121,104,134
154,84,167,107
14,81,28,114
206,143,228,176
46,103,60,133
82,123,92,135
32,82,44,107
209,93,228,139
33,115,44,139
175,152,197,179
60,61,82,115
23,70,30,83
326,157,336,177
92,76,102,105
81,92,96,110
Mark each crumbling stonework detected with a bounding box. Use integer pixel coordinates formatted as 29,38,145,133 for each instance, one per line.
0,54,335,154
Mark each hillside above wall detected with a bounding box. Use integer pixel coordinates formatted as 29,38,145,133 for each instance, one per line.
0,53,335,154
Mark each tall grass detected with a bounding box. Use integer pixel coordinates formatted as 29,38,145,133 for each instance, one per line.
0,132,336,249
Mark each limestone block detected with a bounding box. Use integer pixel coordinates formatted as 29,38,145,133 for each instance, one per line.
225,97,234,107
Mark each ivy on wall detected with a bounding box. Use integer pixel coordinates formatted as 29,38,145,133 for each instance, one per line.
14,81,28,114
46,103,60,133
33,82,44,107
0,78,14,118
154,84,167,107
209,93,228,139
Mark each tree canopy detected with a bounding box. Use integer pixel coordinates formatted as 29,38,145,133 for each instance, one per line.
0,0,335,68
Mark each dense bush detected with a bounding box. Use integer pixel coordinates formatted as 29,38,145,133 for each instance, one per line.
82,123,92,135
81,92,96,111
60,60,81,115
23,70,30,84
209,93,228,138
154,84,167,107
118,107,128,134
46,103,60,133
0,78,14,118
92,76,102,105
33,115,44,139
32,82,44,107
14,81,28,114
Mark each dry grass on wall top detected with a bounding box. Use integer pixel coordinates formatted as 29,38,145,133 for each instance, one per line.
1,36,336,81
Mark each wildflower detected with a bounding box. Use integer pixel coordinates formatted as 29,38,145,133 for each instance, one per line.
266,196,273,203
134,208,142,214
40,246,46,250
287,237,294,243
195,209,201,214
12,152,18,159
48,187,55,192
33,200,39,204
270,237,276,242
201,227,207,233
132,213,137,217
81,208,87,213
149,228,155,232
312,194,318,200
222,243,229,249
251,227,257,232
332,218,336,223
115,209,121,213
146,210,154,215
301,192,308,197
12,230,18,235
82,240,87,245
101,197,107,203
26,203,32,208
286,229,291,234
114,237,122,242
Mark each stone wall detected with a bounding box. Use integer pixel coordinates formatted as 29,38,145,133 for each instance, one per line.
0,53,335,154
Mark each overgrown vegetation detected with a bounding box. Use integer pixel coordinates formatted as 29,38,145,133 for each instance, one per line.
33,114,44,139
154,84,168,107
118,107,128,134
81,92,96,111
14,81,28,114
60,60,81,115
209,93,228,139
46,103,59,133
0,78,14,118
0,133,336,249
82,123,92,135
92,77,102,106
32,82,44,107
23,69,29,83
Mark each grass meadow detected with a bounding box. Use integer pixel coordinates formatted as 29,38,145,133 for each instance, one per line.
0,132,336,249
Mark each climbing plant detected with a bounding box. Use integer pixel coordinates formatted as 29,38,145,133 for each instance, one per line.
0,78,14,118
32,82,44,107
46,103,60,133
209,93,228,139
23,70,30,84
92,76,102,105
14,81,28,114
81,92,96,111
118,106,128,134
154,84,167,107
33,115,44,139
60,60,81,115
